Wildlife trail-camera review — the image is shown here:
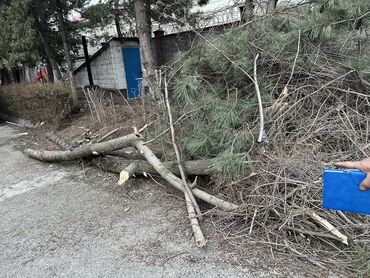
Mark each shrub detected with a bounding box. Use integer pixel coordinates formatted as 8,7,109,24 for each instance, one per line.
0,82,72,127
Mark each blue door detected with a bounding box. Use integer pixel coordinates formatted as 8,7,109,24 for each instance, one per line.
122,47,142,99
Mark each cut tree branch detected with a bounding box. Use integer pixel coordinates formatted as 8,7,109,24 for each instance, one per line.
133,140,239,211
96,156,214,176
119,162,137,185
25,133,140,162
46,132,72,151
254,54,264,143
165,75,205,247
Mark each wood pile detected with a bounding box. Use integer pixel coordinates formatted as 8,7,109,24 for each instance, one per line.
25,128,239,248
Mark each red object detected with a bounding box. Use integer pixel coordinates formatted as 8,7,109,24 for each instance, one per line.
32,67,48,83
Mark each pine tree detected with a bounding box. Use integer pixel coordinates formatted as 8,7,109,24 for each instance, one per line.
0,1,38,68
164,0,370,182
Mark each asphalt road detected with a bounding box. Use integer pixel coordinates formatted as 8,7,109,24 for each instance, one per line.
0,124,341,278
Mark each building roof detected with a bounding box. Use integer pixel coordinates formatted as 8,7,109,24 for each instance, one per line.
74,37,139,74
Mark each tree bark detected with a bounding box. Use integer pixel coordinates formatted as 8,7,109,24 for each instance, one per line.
25,133,140,162
46,132,72,150
133,140,239,211
46,59,55,82
267,0,278,13
185,191,206,247
29,131,238,211
44,131,159,160
133,0,161,101
164,77,201,218
35,18,62,81
56,0,78,106
113,0,123,37
241,0,254,23
133,0,155,78
96,156,214,176
107,149,160,160
118,162,137,185
6,67,14,83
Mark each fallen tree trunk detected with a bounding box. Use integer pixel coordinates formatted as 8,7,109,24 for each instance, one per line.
45,131,151,160
108,150,144,160
119,162,137,185
97,128,120,143
107,149,162,160
25,133,140,162
133,140,239,211
45,132,208,176
31,132,238,211
96,156,214,176
185,192,206,247
45,132,72,151
164,77,205,247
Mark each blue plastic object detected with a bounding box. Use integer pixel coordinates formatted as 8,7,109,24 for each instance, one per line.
323,169,369,214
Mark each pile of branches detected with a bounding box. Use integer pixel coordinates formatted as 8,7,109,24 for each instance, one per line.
24,2,370,273
160,6,370,273
215,60,370,270
25,118,239,249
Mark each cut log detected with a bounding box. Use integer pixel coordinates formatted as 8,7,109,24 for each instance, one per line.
119,162,137,185
46,132,72,151
25,133,140,162
107,149,162,160
31,132,238,211
45,132,152,160
96,156,213,176
185,192,206,247
164,77,204,246
97,128,120,143
133,140,239,211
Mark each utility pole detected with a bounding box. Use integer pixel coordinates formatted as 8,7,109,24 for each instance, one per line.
81,36,94,86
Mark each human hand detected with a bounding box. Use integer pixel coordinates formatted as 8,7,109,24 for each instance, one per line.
335,158,370,190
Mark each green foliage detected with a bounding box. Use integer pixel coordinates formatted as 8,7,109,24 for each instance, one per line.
351,245,370,278
82,0,210,38
210,151,251,182
0,0,88,68
166,0,370,182
302,0,370,40
0,1,38,67
82,2,112,27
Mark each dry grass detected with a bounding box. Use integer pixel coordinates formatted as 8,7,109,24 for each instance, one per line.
208,49,370,272
0,82,72,127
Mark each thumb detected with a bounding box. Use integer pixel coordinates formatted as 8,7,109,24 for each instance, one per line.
335,161,362,170
359,174,370,191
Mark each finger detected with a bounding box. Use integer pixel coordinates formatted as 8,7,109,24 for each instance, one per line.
335,161,362,170
359,174,370,191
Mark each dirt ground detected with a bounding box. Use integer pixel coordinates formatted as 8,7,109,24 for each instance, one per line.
0,105,347,277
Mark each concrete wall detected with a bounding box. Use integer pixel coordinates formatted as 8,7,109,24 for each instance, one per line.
75,39,140,90
74,25,232,90
156,32,196,65
154,23,236,66
75,45,116,89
